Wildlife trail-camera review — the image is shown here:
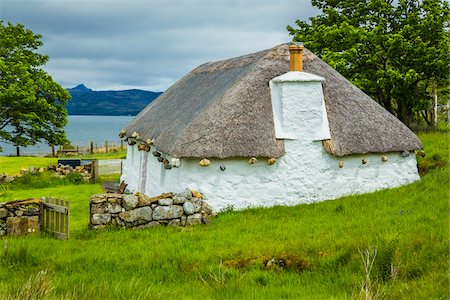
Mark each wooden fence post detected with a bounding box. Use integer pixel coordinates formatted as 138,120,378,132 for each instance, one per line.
105,141,108,153
91,160,99,182
120,140,124,151
39,197,44,231
90,141,94,154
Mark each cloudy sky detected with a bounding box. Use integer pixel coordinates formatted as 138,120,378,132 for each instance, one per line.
1,0,318,91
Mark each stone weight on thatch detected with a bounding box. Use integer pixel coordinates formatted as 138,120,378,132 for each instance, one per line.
267,158,276,165
248,157,258,164
199,158,210,167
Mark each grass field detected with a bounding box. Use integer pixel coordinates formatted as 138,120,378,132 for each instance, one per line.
0,157,58,176
0,131,448,299
0,150,126,175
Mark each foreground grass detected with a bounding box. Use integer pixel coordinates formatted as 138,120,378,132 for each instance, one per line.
0,132,448,299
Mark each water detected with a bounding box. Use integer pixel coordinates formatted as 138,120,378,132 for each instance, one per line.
0,115,134,156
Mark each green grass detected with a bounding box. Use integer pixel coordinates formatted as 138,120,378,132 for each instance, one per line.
0,150,126,176
0,131,448,299
0,157,58,176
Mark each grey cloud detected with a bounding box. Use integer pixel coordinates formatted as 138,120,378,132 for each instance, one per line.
3,0,318,91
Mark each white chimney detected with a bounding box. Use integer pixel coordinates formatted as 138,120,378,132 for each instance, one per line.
269,43,330,141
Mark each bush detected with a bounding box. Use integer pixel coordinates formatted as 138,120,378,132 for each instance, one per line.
417,153,447,175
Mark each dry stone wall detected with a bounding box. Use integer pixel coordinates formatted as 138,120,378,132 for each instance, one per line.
89,190,214,229
0,199,41,236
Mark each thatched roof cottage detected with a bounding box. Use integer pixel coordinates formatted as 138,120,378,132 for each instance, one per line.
120,43,422,211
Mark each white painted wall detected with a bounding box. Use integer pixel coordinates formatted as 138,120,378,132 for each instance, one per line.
121,144,419,212
121,71,420,211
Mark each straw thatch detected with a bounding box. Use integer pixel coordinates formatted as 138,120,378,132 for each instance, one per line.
124,44,422,158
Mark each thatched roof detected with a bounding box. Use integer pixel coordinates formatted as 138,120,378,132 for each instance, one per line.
124,44,422,158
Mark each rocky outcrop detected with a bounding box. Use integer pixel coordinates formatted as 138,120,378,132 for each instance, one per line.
89,190,214,230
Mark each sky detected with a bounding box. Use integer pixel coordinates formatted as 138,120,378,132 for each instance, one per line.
1,0,318,91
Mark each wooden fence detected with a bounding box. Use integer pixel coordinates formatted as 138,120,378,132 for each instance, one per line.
12,140,126,157
41,197,70,240
56,140,125,156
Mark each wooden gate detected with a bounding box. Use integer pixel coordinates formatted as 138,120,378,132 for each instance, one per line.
41,197,70,240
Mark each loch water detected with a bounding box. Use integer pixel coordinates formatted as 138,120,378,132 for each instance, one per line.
0,115,134,156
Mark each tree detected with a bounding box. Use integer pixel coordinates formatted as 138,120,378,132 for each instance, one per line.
0,21,70,155
287,0,449,127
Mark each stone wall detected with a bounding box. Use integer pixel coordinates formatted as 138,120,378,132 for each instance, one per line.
0,199,41,236
89,190,214,229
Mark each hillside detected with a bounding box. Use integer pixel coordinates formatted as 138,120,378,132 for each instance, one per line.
66,84,162,116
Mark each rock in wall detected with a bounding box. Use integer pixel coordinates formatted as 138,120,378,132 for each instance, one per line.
0,199,41,236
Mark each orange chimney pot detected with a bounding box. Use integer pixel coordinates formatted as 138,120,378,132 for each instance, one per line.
289,43,304,72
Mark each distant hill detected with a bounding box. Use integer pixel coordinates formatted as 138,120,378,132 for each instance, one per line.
66,84,162,116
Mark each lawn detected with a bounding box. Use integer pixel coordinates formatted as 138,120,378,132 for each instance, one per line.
0,157,58,176
0,131,448,299
0,150,126,176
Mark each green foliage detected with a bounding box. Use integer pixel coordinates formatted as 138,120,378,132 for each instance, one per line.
288,0,450,127
416,130,449,174
0,21,71,152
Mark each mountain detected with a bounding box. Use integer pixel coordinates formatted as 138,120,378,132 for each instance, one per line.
66,84,162,116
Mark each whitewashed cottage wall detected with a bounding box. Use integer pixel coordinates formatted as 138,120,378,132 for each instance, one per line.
121,145,418,212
